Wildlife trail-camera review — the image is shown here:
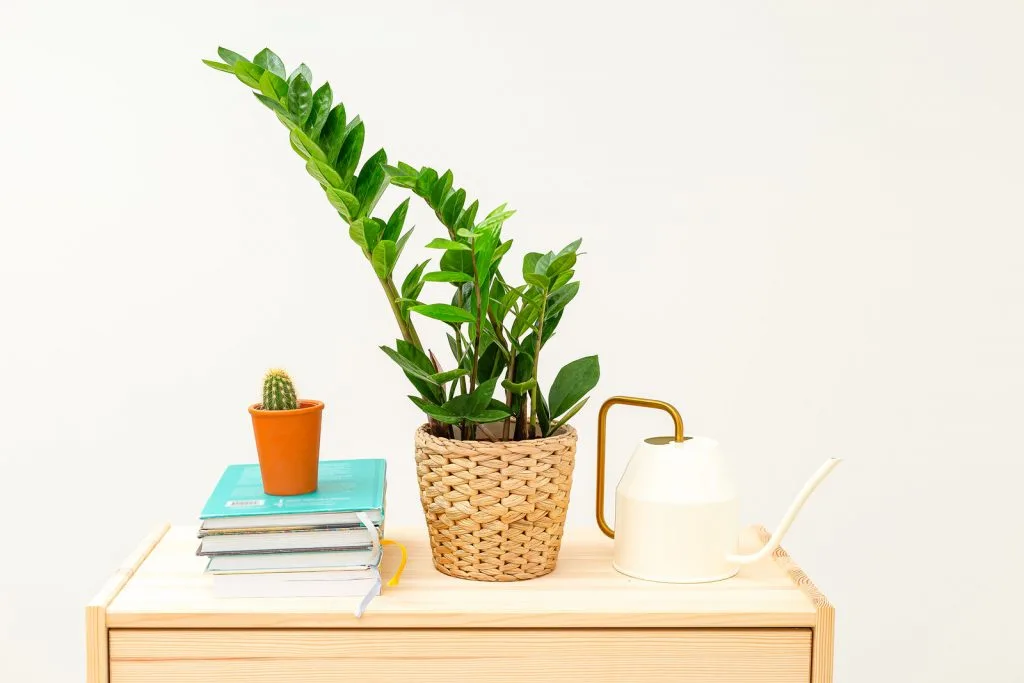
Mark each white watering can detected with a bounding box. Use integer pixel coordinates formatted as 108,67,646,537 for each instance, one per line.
596,396,840,583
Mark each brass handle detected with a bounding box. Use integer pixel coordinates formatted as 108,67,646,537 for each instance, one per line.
596,396,684,539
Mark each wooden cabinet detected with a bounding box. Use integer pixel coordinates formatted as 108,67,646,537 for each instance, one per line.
87,525,833,682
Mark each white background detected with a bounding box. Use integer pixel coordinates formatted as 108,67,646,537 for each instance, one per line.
1,1,1022,680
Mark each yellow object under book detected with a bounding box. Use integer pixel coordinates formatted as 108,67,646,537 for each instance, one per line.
381,539,407,587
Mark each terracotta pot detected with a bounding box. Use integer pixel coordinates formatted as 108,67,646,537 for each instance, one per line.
248,400,324,495
414,423,577,581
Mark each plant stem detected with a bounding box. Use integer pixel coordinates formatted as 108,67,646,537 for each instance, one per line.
469,252,484,392
454,320,468,397
502,349,516,441
381,277,421,348
514,392,528,440
528,294,548,439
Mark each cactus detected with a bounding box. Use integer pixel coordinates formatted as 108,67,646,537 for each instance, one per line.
262,369,299,410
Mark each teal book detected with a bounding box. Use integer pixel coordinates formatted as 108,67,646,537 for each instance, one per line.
199,459,386,535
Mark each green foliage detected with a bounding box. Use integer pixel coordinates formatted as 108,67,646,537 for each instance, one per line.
206,46,599,440
262,369,299,411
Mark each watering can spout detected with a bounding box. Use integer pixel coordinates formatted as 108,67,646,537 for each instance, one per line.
726,458,842,565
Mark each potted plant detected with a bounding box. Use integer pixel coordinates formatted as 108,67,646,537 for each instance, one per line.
249,369,324,496
205,47,599,580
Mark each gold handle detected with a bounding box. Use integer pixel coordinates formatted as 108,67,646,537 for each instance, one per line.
596,396,684,539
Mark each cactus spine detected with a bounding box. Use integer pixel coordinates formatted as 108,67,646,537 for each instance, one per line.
262,369,299,410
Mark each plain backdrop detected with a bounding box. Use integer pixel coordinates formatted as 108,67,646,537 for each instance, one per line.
2,1,1022,681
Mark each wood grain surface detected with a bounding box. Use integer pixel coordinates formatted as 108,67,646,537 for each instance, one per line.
757,525,834,683
86,524,170,683
104,525,816,628
109,628,812,683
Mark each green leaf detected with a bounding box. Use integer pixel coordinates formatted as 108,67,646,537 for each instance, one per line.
469,378,500,415
275,112,301,131
306,158,343,188
550,270,574,292
547,251,576,276
381,346,438,385
343,115,363,138
217,47,245,65
537,390,551,437
415,167,438,196
287,73,313,124
289,127,327,163
475,209,516,232
439,248,474,275
372,240,398,278
335,120,364,182
491,240,513,262
511,302,540,340
423,271,473,283
431,368,469,384
253,93,287,115
409,396,461,424
396,341,443,404
288,63,312,86
430,170,453,209
397,339,435,371
411,304,476,324
324,186,359,220
401,260,429,300
523,252,544,278
465,409,513,424
535,251,555,275
441,188,466,227
253,48,286,78
203,59,234,73
390,174,418,189
395,161,418,176
485,202,508,219
548,355,600,418
425,238,470,251
499,284,524,317
258,71,288,102
456,199,479,232
545,281,579,318
476,343,507,382
318,104,347,163
305,82,332,137
348,218,381,255
523,308,561,351
354,148,388,218
443,377,500,419
546,397,589,436
395,228,414,259
502,378,536,394
385,199,410,242
557,238,583,258
232,60,264,88
524,272,550,289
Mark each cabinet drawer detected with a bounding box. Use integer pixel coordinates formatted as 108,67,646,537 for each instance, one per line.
110,628,811,682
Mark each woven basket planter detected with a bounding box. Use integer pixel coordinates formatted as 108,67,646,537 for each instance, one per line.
414,423,577,581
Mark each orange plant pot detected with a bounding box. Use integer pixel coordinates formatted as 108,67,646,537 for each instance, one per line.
248,400,324,496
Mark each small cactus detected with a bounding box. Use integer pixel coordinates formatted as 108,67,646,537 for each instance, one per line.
262,369,299,410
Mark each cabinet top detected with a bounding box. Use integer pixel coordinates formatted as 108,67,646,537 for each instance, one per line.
99,525,827,629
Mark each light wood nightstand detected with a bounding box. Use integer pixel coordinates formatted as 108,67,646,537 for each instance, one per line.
87,524,833,682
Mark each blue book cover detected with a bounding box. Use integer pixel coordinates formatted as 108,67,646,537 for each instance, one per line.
200,459,386,520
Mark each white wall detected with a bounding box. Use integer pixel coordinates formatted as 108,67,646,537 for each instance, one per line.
2,1,1022,680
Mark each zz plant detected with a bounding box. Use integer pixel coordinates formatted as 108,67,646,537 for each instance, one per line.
205,47,599,440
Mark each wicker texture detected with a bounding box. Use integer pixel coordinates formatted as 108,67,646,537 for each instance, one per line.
415,424,577,581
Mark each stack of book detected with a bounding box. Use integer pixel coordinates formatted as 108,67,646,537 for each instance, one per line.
197,459,386,600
